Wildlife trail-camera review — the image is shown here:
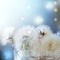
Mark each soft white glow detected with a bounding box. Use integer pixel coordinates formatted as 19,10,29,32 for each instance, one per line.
27,30,31,34
0,0,32,30
45,2,54,10
54,1,57,6
3,27,15,37
54,8,58,12
54,18,58,22
27,5,31,9
34,16,44,25
21,17,25,21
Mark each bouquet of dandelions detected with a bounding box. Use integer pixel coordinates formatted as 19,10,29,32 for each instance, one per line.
14,25,60,60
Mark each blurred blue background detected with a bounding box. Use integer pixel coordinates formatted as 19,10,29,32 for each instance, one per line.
0,0,60,33
1,44,14,60
0,0,60,60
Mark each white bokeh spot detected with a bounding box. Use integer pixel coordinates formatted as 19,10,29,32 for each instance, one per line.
34,16,44,25
45,2,55,10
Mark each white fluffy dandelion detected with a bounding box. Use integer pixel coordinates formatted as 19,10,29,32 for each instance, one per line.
1,27,15,46
13,25,60,60
14,26,35,53
29,25,52,57
30,25,53,57
41,34,60,56
30,38,41,57
30,30,41,57
14,26,36,60
36,25,53,38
